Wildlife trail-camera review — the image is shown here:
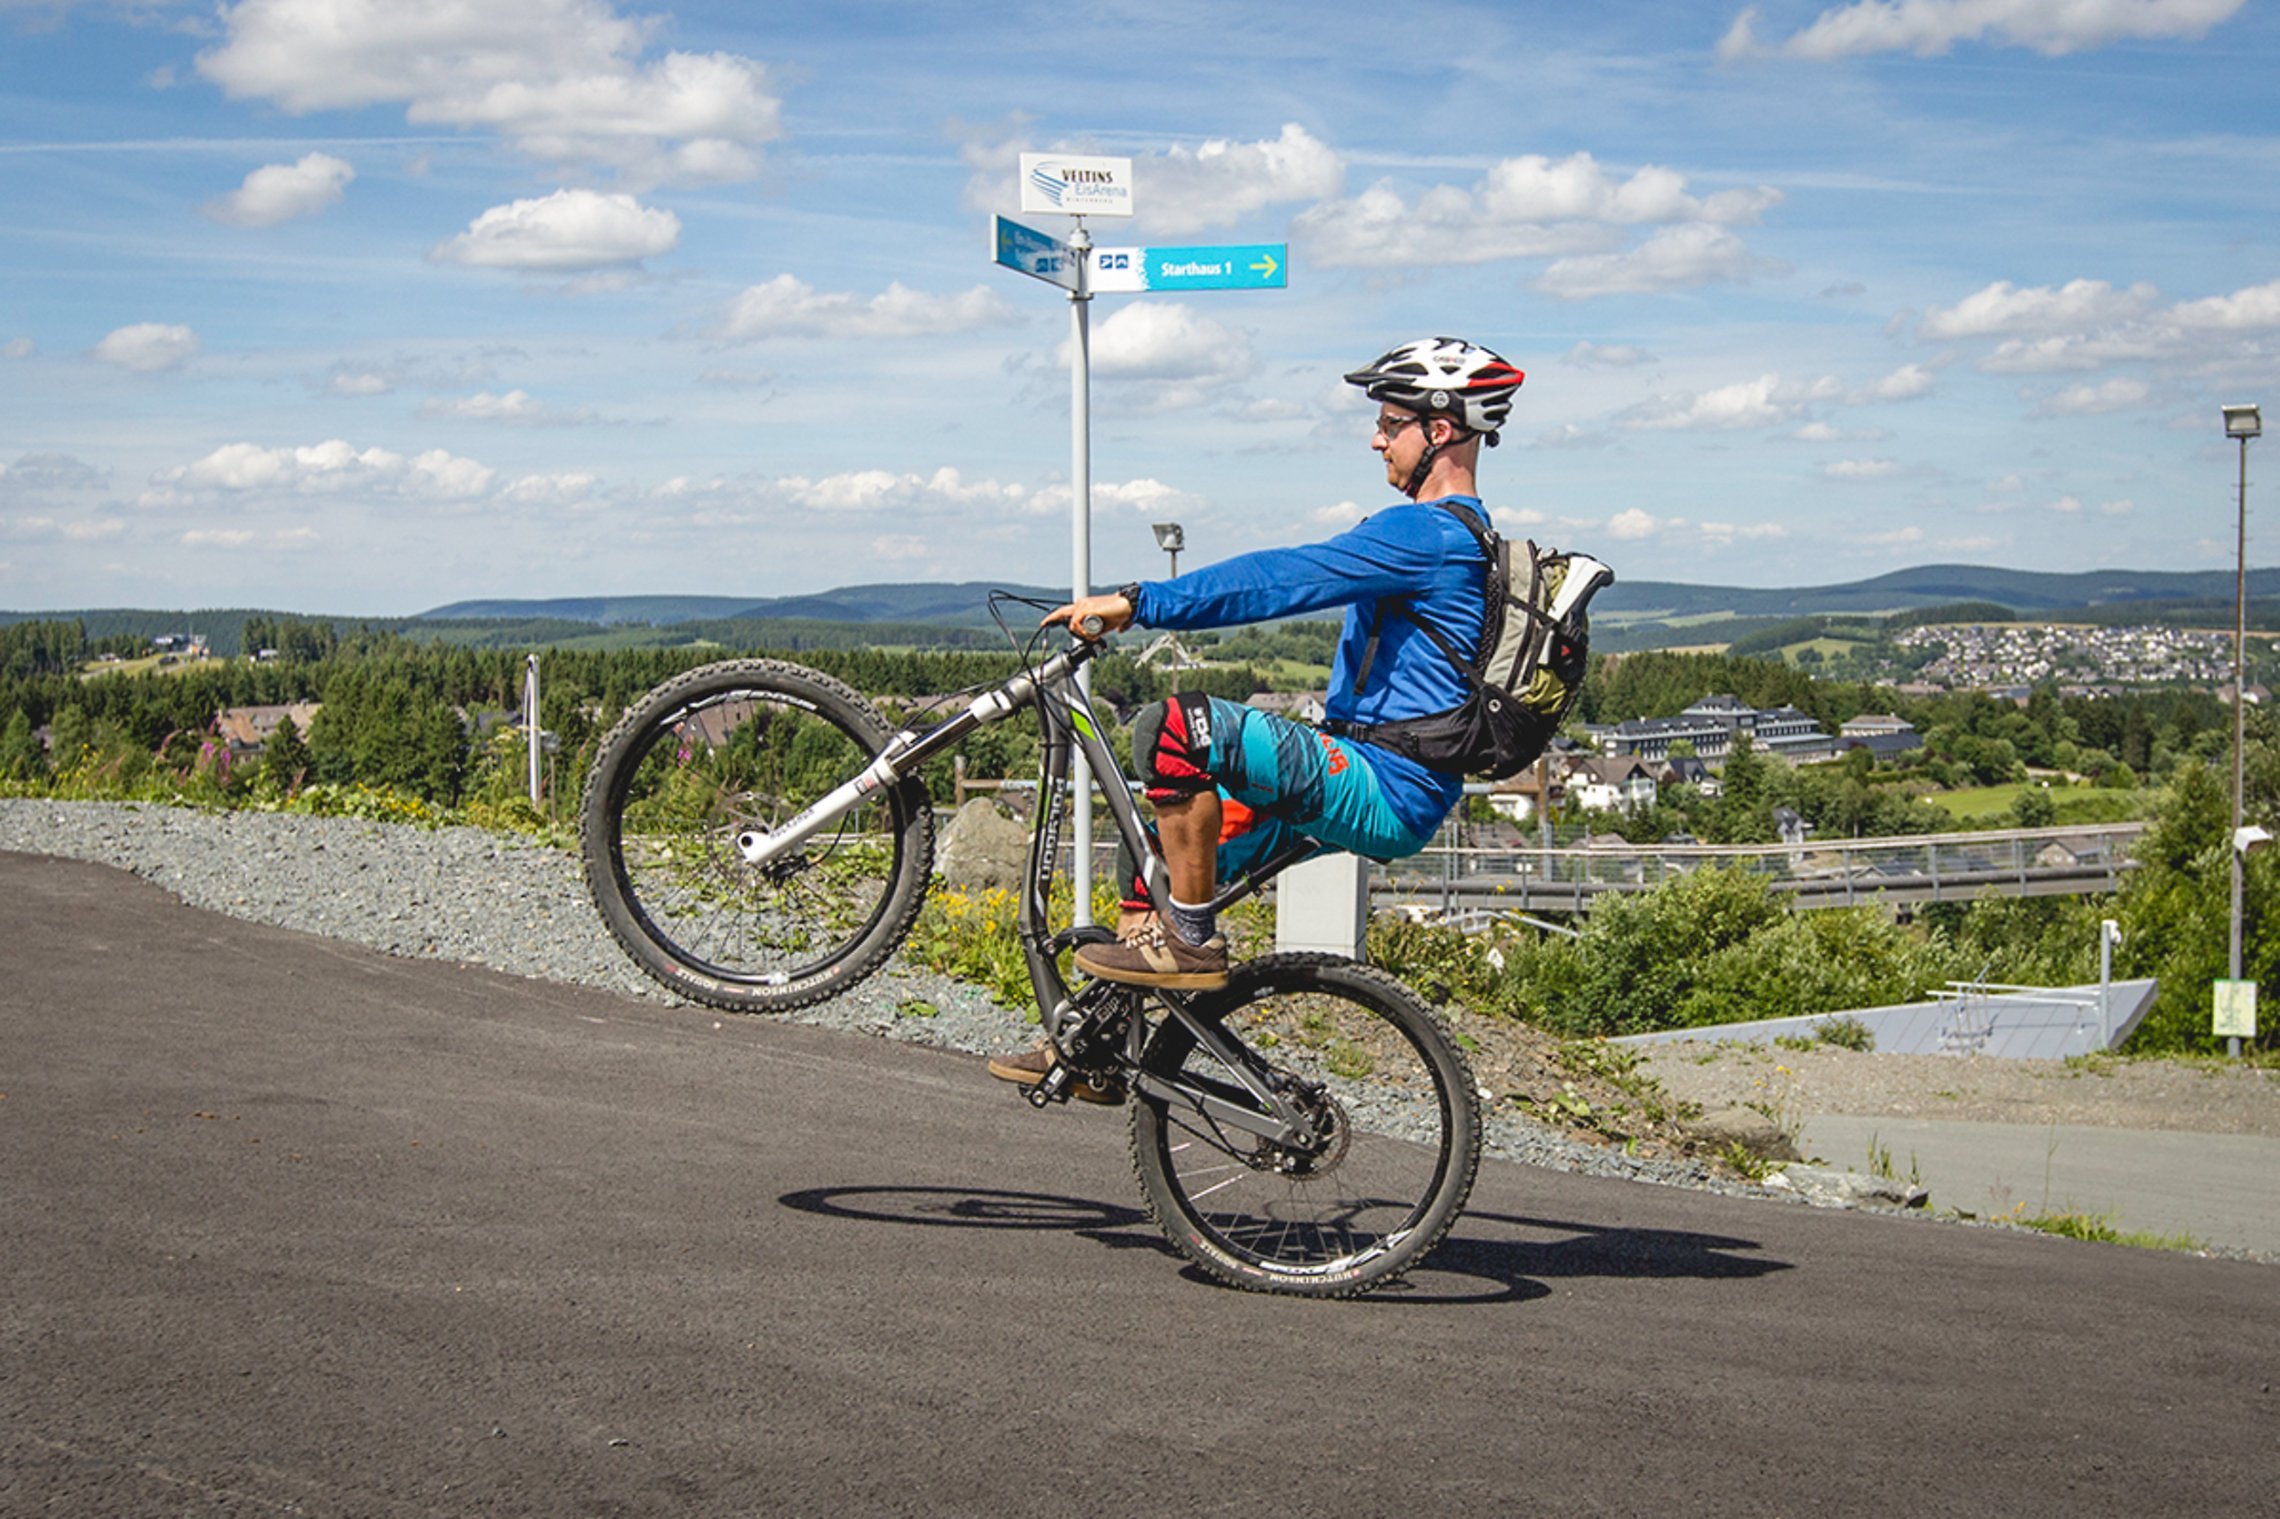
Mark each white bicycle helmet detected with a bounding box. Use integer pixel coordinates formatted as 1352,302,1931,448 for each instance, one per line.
1344,337,1526,442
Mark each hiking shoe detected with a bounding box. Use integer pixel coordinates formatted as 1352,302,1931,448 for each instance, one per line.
985,1044,1124,1105
1072,915,1229,990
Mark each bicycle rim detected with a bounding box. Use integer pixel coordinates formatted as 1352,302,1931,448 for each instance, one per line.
1129,955,1480,1297
582,661,931,1011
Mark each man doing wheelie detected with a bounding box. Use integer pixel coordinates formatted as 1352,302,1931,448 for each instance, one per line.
990,336,1547,1089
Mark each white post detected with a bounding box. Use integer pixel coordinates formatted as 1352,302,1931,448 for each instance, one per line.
1068,219,1095,926
2100,918,2119,1049
525,653,542,805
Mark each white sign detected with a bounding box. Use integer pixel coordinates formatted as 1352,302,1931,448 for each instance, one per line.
2213,978,2258,1038
1020,153,1133,218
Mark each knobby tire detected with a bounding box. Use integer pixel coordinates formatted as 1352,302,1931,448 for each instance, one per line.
580,659,934,1013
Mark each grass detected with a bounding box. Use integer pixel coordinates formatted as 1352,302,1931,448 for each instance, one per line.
1926,782,2154,826
2007,1207,2205,1254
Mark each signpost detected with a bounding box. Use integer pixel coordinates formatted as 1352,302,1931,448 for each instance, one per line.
991,161,1288,923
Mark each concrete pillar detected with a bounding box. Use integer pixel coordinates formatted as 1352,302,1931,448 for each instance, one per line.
1275,850,1370,958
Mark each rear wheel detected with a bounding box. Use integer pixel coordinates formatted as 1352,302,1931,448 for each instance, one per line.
580,659,933,1012
1128,954,1481,1297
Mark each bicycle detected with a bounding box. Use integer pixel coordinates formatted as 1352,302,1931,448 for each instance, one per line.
579,594,1482,1296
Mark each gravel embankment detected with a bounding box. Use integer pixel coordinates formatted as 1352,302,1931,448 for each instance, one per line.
0,799,1754,1199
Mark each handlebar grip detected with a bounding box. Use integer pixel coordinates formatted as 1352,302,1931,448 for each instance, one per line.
1076,614,1106,639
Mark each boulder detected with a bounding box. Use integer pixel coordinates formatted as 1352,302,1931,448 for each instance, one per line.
1685,1105,1803,1163
934,798,1029,893
1774,1163,1930,1211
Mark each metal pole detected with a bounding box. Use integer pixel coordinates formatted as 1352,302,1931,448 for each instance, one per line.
2231,433,2250,1058
525,653,541,806
1068,219,1095,926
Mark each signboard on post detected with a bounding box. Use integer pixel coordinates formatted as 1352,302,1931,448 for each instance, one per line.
1019,153,1134,218
2213,978,2258,1038
1091,243,1287,294
990,215,1080,291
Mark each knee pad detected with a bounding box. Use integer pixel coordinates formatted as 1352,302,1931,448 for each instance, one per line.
1134,692,1220,802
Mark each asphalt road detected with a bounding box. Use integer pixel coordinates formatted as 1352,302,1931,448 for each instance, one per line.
5,851,2275,1517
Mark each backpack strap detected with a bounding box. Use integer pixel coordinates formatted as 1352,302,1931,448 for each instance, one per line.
1353,498,1499,694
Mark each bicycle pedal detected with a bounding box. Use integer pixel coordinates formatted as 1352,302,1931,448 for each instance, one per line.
1024,1066,1073,1108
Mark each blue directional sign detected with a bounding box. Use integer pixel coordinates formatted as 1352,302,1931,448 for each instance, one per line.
1092,243,1286,294
991,215,1079,291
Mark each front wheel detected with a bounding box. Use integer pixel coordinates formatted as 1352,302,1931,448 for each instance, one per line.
1128,954,1481,1297
580,659,934,1012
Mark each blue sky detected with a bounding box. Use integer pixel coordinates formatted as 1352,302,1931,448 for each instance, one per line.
2,0,2276,614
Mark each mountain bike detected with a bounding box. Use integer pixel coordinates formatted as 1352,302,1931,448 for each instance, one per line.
579,594,1482,1296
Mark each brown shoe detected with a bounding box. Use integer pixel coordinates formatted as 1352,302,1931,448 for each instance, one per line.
1072,915,1229,990
984,1044,1124,1105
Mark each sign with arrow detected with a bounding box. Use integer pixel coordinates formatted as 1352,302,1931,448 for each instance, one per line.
1091,243,1287,294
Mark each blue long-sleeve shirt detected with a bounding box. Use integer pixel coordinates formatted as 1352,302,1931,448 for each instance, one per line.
1127,495,1490,837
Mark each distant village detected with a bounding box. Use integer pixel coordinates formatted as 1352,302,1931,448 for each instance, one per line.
1894,621,2240,694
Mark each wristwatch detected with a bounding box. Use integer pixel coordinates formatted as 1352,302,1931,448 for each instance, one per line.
1116,582,1144,620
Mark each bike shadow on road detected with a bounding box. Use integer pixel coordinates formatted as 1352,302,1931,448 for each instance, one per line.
777,1187,1790,1306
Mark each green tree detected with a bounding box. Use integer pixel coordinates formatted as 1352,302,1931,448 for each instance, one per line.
2011,784,2057,829
262,713,310,793
1,707,44,781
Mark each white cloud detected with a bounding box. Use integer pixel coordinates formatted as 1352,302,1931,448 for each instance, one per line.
1567,340,1654,369
2048,495,2085,513
1863,362,1936,401
871,534,933,561
2031,376,2152,415
1699,520,1790,545
1919,278,2159,340
1825,457,1902,479
717,274,1015,341
1720,0,2244,61
430,188,679,273
1606,507,1659,540
776,466,1028,515
2168,278,2280,330
1861,524,1925,547
1058,302,1256,411
4,337,34,359
197,0,783,187
1537,223,1784,301
500,472,605,507
326,368,394,396
182,528,259,548
1619,373,1832,431
2100,498,2136,516
1535,422,1611,449
1296,151,1780,271
202,151,354,227
92,322,200,372
150,438,495,501
417,389,600,425
1139,123,1344,236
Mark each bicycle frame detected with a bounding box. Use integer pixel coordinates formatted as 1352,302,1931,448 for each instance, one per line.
728,634,1325,1144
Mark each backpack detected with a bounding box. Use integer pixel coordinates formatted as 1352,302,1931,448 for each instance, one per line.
1340,501,1615,780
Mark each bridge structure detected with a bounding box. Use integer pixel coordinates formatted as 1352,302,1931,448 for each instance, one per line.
1374,822,2147,918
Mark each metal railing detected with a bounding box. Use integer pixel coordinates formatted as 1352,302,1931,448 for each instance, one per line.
1374,822,2147,916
